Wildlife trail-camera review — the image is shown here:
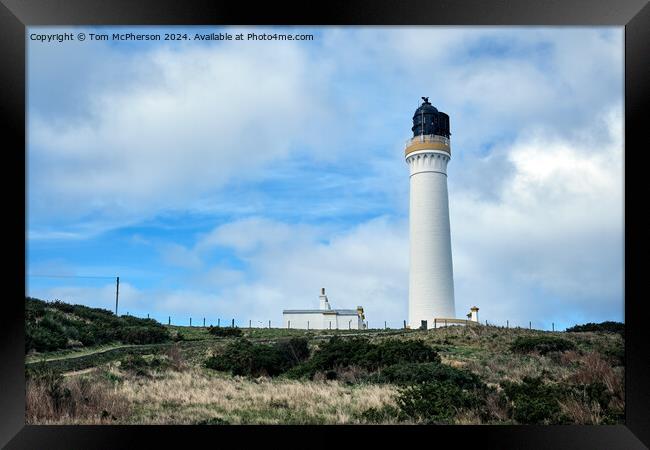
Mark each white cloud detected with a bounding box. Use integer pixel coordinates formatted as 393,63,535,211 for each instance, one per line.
450,106,623,327
28,37,343,229
27,27,624,329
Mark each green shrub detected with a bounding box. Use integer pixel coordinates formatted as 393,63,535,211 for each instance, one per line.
205,337,310,377
25,323,68,353
502,376,569,424
364,339,441,369
207,326,243,337
510,336,576,355
566,321,624,335
371,362,483,389
120,354,168,375
285,337,439,379
396,380,480,424
120,326,169,345
358,405,403,423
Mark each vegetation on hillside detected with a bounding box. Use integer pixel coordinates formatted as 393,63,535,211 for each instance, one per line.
207,326,243,338
510,335,576,355
25,297,170,354
24,300,625,426
566,321,624,335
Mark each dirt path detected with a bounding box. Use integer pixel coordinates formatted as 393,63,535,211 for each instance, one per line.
27,344,136,364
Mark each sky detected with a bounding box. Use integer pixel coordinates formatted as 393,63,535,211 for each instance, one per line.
26,26,624,330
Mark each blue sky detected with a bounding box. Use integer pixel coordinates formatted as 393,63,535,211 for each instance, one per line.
26,26,624,330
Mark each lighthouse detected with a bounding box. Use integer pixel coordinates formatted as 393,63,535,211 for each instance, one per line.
406,97,455,329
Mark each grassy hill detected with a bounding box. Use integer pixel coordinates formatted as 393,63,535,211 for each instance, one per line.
25,297,624,426
25,297,170,354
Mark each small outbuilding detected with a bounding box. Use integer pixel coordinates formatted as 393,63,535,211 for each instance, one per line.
283,288,366,330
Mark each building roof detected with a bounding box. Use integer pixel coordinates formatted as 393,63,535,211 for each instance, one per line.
283,309,360,315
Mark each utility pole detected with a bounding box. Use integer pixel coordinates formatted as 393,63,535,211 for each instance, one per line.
115,276,120,315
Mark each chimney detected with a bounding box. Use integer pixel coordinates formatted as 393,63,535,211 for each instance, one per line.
319,288,331,310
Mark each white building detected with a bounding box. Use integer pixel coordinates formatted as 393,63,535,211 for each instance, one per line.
406,97,456,329
283,288,366,330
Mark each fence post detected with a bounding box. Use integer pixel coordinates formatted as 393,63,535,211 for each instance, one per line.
249,319,252,328
269,320,271,328
288,320,290,329
147,313,149,319
307,321,309,330
217,318,220,327
529,321,532,330
190,317,192,327
384,321,387,329
168,316,171,325
506,320,509,329
485,319,488,326
203,317,206,327
231,319,235,328
403,320,406,329
552,322,555,332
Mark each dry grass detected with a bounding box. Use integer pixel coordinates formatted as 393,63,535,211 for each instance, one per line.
570,352,618,389
26,375,130,424
558,398,604,424
26,326,624,425
118,368,398,424
164,344,188,371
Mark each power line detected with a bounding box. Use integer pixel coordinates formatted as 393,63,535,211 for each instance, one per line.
27,274,116,279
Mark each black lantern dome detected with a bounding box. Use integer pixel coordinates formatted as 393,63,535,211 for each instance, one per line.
411,97,451,138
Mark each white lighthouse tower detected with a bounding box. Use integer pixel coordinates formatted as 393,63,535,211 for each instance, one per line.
406,97,455,329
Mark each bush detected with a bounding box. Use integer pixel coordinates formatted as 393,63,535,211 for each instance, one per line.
120,354,168,376
358,405,403,423
363,339,441,370
26,323,68,353
396,380,481,424
207,326,243,337
502,376,569,424
205,337,310,377
510,336,576,355
285,337,440,379
566,321,624,335
120,326,169,345
371,362,483,389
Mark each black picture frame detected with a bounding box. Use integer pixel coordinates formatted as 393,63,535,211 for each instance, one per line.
1,0,648,448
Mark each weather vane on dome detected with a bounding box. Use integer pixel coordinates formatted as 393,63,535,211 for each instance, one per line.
421,96,429,103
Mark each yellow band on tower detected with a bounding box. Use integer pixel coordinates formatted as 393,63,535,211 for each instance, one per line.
405,139,451,157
